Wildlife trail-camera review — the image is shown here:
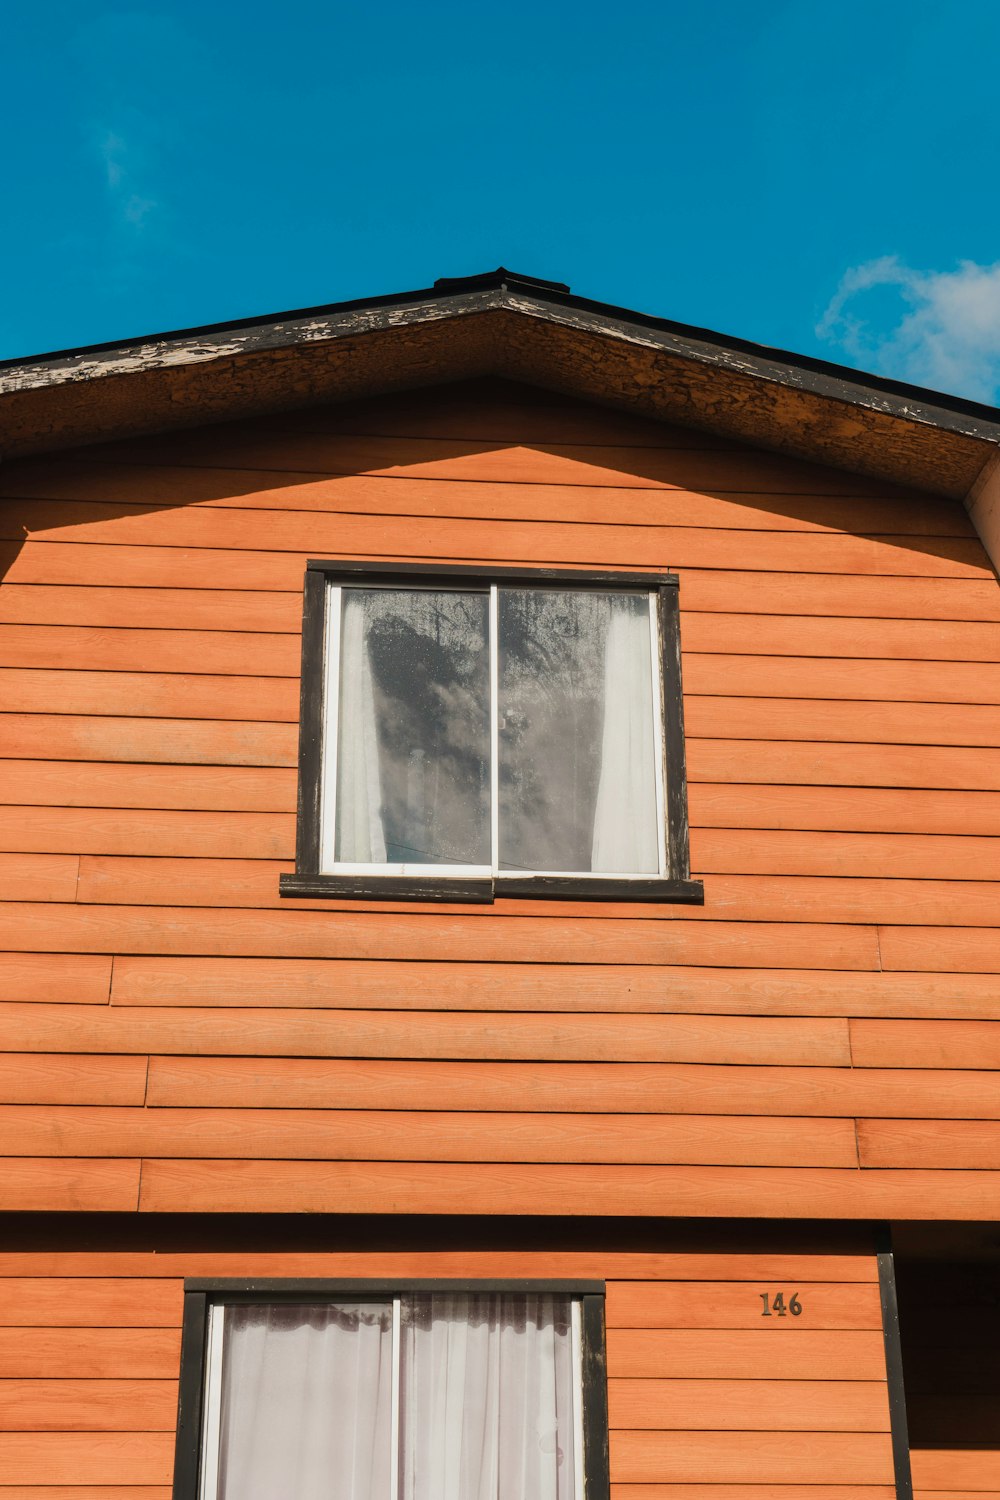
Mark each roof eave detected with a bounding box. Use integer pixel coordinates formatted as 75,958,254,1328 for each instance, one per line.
2,275,1000,567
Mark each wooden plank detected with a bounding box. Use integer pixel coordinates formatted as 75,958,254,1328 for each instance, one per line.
858,1119,1000,1168
0,905,881,972
116,958,1000,1020
77,859,1000,926
610,1431,895,1485
0,1432,174,1486
0,1106,859,1166
913,1493,1000,1500
0,1004,853,1064
691,829,1000,880
0,1379,177,1431
136,1159,1000,1217
878,927,1000,973
690,785,1000,836
852,1019,1000,1068
0,955,109,1005
606,1282,881,1330
606,1328,888,1379
145,1057,1000,1119
0,463,970,536
0,583,300,632
688,742,1000,791
0,762,295,812
0,855,77,903
0,1280,181,1327
0,1057,146,1105
682,614,1000,661
68,429,939,493
5,541,996,614
0,715,298,766
679,570,1000,621
0,539,308,591
0,1488,171,1499
0,1162,139,1212
0,668,298,720
0,808,294,858
686,697,1000,748
0,625,300,677
4,500,990,576
683,656,1000,704
704,877,1000,927
606,1377,890,1431
911,1452,1000,1489
612,1488,895,1500
0,1248,877,1281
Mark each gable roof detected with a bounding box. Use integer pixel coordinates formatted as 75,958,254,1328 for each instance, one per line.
2,268,999,569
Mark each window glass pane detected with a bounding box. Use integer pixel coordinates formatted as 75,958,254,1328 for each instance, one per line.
335,588,490,865
498,590,660,873
215,1302,393,1500
399,1292,578,1500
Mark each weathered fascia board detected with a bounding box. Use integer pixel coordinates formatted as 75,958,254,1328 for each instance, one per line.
965,451,1000,577
2,274,1000,516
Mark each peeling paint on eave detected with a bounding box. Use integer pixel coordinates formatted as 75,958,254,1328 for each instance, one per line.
498,294,1000,446
4,284,1000,448
0,293,503,392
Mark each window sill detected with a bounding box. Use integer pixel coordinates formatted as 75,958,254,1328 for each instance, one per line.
278,873,705,904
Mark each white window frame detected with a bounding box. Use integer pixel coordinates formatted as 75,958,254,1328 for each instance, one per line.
317,579,668,883
195,1292,588,1500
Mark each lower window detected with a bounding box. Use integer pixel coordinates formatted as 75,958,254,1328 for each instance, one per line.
175,1282,608,1500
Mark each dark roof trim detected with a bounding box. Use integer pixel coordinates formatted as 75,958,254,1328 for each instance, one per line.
4,267,1000,445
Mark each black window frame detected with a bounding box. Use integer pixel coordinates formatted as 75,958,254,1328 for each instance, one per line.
280,561,703,905
172,1277,610,1500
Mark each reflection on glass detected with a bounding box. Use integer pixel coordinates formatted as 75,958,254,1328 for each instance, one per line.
335,588,490,865
498,590,659,873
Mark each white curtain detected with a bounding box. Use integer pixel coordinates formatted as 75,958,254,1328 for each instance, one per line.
400,1294,577,1500
591,598,659,873
215,1303,393,1500
335,592,387,862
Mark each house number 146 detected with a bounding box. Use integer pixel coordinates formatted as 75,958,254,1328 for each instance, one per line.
760,1292,802,1317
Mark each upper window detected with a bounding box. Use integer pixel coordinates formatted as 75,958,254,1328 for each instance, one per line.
281,564,701,904
173,1282,609,1500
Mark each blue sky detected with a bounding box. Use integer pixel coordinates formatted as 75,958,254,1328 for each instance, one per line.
5,1,1000,402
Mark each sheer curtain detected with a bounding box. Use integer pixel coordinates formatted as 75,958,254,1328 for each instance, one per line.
335,592,387,862
400,1293,577,1500
215,1303,393,1500
591,596,659,873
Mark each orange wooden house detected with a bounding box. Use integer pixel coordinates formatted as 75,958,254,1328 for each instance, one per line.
0,268,998,1500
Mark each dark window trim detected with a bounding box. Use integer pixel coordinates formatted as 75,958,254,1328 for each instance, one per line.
281,560,703,906
172,1278,609,1500
876,1228,914,1500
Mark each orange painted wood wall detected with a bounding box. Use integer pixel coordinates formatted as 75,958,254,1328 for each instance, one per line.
0,378,998,1220
0,1227,909,1500
1,375,998,1497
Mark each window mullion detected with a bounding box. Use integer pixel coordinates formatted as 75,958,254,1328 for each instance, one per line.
489,584,500,876
390,1295,402,1500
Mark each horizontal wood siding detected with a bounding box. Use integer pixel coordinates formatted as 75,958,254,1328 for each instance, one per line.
0,1227,893,1498
0,378,996,1229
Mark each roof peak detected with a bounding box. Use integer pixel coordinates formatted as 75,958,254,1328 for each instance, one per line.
433,268,571,296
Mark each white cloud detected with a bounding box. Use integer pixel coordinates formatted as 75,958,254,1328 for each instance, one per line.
818,257,1000,403
93,123,160,236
